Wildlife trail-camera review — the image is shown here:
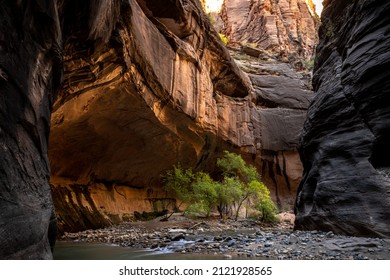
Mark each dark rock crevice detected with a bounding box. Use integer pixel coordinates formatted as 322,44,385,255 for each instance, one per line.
0,0,61,259
295,0,390,237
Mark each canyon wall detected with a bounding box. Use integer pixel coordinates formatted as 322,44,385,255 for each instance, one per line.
295,0,390,237
49,0,314,234
1,0,315,258
0,1,59,259
220,0,319,62
49,0,255,233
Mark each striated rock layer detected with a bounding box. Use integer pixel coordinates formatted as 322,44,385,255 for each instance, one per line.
0,1,60,259
232,51,312,210
50,0,253,233
220,0,319,61
49,0,312,234
1,0,313,258
295,0,390,237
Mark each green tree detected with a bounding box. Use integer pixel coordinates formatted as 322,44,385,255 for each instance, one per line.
217,151,259,183
217,151,277,221
187,172,218,217
163,167,218,218
215,177,242,218
254,181,278,222
162,151,278,222
232,179,262,220
162,164,194,213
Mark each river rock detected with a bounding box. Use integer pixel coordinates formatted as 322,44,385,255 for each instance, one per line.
60,219,390,259
288,235,299,244
171,233,186,242
227,240,236,247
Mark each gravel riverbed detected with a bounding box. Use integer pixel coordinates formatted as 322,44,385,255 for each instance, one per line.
60,216,390,260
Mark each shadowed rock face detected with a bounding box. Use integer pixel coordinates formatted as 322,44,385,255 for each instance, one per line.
295,0,390,237
232,53,312,208
0,1,60,259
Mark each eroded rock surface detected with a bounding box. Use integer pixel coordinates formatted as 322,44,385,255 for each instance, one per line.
49,0,313,234
1,0,315,259
295,0,390,237
220,0,319,61
231,51,312,207
49,0,256,233
0,1,60,259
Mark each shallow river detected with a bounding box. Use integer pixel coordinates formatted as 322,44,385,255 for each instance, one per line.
54,241,225,260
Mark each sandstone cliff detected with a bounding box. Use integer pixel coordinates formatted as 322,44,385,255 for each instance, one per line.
49,0,313,234
1,0,314,259
295,0,390,237
49,0,253,234
220,0,319,62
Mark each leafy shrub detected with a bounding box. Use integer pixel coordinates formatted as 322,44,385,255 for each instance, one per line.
162,152,278,222
217,151,267,220
216,177,243,218
162,164,194,209
219,33,229,45
189,172,218,217
163,167,218,218
304,57,315,71
257,199,279,223
253,181,278,223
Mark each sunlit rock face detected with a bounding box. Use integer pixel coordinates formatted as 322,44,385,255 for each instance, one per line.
295,0,390,237
49,0,255,233
49,0,313,233
220,0,319,60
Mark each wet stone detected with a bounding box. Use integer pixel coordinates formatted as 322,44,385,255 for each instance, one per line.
59,219,390,260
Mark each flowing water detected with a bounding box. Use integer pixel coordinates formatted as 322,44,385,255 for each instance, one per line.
53,241,225,260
